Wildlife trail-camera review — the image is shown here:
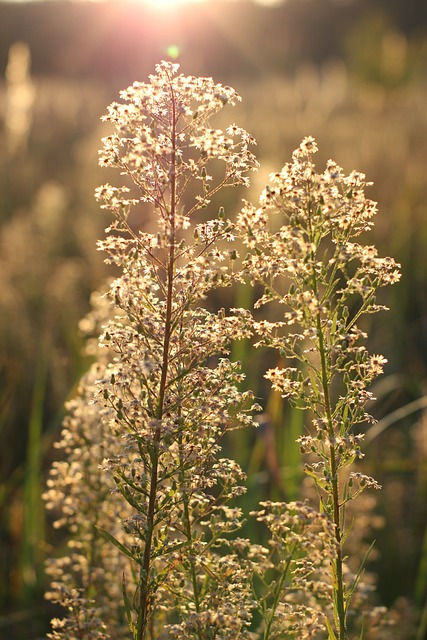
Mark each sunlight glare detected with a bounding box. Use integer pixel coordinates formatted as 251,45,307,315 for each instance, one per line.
145,0,208,8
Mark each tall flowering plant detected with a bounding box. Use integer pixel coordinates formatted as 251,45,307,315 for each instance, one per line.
236,137,401,639
44,64,401,640
45,61,259,639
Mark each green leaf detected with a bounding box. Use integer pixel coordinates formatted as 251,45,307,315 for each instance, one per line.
324,615,338,640
347,540,376,609
304,465,328,490
95,525,138,562
358,617,365,640
341,403,349,436
122,572,134,630
308,367,320,396
330,309,338,338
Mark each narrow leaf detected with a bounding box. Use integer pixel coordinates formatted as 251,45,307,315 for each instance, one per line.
324,615,338,640
96,525,138,562
122,572,134,629
358,616,365,640
347,540,376,609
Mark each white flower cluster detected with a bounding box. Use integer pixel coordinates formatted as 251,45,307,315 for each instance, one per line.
45,65,400,640
236,136,401,638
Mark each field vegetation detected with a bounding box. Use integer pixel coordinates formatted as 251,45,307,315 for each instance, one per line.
0,1,427,638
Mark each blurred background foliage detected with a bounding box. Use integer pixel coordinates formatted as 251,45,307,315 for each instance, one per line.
1,0,427,637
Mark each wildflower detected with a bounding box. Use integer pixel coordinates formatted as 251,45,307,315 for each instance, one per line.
45,61,258,639
237,137,400,638
44,68,401,640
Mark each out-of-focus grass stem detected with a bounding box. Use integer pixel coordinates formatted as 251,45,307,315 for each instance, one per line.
20,350,47,604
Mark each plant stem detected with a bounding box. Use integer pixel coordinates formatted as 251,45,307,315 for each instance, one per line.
178,428,203,640
137,79,178,640
175,320,202,636
263,546,295,640
316,310,348,640
307,186,347,640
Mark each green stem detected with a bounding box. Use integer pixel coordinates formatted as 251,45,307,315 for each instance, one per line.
178,429,203,637
175,322,203,637
263,545,296,640
317,310,348,640
306,186,347,640
136,79,178,640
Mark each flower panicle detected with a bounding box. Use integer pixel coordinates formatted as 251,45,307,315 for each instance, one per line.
236,135,401,638
44,60,401,640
